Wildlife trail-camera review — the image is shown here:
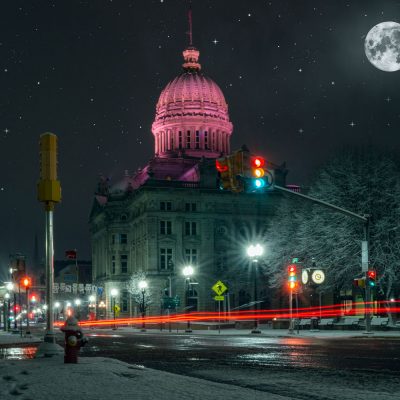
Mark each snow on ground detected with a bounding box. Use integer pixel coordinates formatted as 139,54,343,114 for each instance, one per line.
1,329,400,400
0,355,290,400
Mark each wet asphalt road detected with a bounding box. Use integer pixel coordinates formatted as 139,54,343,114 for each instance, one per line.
76,329,400,399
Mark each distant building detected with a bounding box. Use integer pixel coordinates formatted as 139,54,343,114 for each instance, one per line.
90,43,287,317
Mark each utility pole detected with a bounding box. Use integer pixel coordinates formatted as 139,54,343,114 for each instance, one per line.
274,185,372,334
36,133,63,357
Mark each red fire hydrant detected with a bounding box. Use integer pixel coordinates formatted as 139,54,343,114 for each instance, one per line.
60,316,88,363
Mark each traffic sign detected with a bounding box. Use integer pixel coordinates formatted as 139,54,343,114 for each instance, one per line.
214,295,224,301
212,280,227,296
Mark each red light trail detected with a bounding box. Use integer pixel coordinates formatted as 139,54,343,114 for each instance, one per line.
53,300,400,329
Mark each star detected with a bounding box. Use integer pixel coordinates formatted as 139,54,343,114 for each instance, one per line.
385,97,391,102
298,68,303,72
349,121,356,127
298,128,304,134
4,128,9,134
212,39,219,45
331,81,335,85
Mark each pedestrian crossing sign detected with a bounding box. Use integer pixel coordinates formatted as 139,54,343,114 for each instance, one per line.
212,280,227,296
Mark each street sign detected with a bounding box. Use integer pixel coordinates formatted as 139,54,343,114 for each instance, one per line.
214,295,224,301
212,280,227,296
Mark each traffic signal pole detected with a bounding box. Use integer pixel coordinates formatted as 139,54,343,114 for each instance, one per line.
274,185,372,334
36,133,63,357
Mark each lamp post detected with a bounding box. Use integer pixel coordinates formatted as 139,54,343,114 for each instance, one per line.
4,293,10,331
21,277,32,335
74,298,82,320
6,282,13,332
183,265,194,333
246,244,264,334
110,288,118,330
138,281,148,331
89,295,96,320
54,302,60,322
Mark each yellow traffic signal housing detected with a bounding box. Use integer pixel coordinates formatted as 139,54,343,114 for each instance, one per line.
37,132,61,204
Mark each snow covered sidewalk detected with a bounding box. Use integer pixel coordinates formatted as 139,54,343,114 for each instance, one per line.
0,355,290,400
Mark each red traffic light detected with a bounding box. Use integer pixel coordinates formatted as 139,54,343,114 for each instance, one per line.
367,270,376,279
287,265,297,273
21,276,31,288
251,156,265,168
216,159,228,173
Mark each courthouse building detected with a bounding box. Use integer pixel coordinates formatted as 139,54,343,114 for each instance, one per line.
89,44,287,317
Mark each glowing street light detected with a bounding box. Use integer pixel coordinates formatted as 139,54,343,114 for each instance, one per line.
110,288,119,329
246,243,264,334
138,281,148,331
183,266,194,333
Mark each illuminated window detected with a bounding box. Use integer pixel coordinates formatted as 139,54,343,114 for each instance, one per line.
195,130,200,149
186,130,191,149
178,131,182,149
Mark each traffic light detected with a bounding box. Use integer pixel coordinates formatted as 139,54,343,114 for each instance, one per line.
21,276,31,289
216,150,244,193
353,278,366,288
287,264,298,290
37,132,61,204
242,152,274,192
366,269,377,287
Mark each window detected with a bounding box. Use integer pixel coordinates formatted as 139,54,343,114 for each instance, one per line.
185,203,196,212
160,248,173,270
111,255,116,274
195,130,200,149
178,131,182,149
120,234,127,244
112,234,127,244
185,221,197,236
160,220,172,235
121,290,128,312
120,254,128,274
204,131,208,149
216,249,227,271
185,248,197,264
160,201,172,211
186,130,191,149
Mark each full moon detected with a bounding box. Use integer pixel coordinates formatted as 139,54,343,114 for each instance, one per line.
365,21,400,72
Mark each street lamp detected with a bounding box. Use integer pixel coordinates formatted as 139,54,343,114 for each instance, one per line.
5,283,13,332
4,293,10,331
21,277,32,335
110,288,118,329
89,295,96,320
246,244,264,334
183,266,194,333
74,298,82,320
54,302,60,322
138,280,148,331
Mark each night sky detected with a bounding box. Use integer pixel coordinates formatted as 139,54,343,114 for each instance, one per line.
1,0,400,273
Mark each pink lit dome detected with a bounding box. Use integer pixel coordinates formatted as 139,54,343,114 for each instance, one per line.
152,46,233,158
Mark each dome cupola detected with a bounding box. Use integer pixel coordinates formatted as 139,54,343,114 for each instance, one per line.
151,45,233,159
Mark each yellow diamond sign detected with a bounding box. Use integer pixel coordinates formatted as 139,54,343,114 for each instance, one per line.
212,280,227,296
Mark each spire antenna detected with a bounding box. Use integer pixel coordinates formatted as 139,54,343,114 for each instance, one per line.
187,7,193,46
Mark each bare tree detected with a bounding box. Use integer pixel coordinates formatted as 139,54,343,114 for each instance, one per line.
264,148,400,317
126,271,152,317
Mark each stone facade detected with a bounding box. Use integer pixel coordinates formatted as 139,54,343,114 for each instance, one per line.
89,43,287,317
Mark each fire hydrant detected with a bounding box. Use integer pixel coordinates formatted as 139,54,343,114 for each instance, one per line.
60,316,88,363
